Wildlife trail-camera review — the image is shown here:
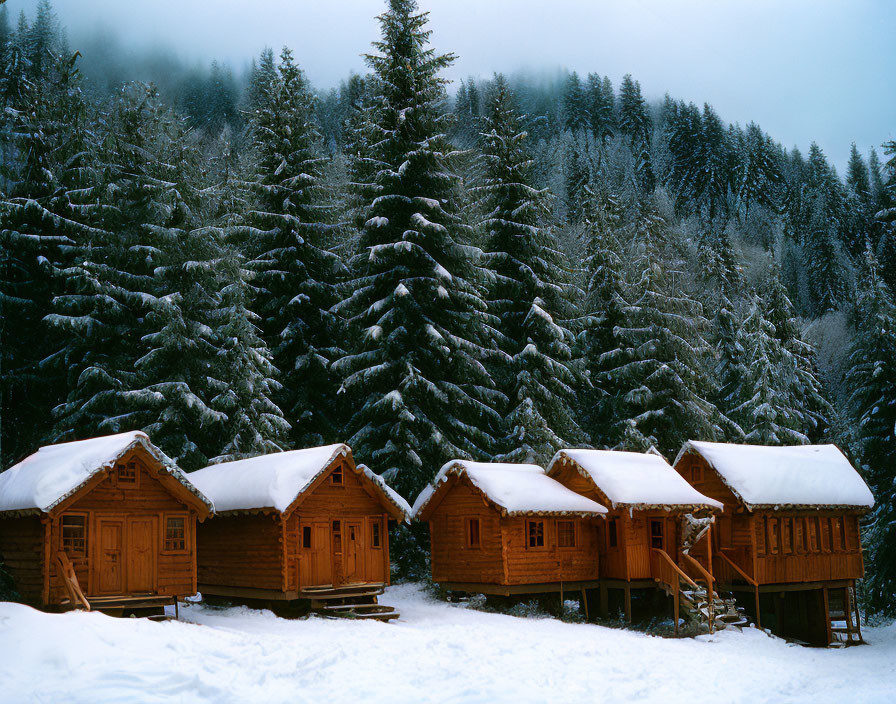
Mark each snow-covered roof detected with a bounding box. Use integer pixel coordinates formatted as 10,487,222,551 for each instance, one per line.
357,464,412,523
412,460,607,519
189,445,351,514
0,431,213,515
189,445,410,520
548,449,723,511
675,441,875,510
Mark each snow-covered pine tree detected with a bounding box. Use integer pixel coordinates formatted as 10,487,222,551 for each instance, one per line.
585,73,614,143
562,71,587,133
736,122,783,217
475,74,584,464
0,48,92,465
208,136,290,462
595,194,722,456
247,47,345,448
845,251,896,614
48,84,176,444
875,140,896,290
578,185,626,447
616,74,654,193
336,0,502,505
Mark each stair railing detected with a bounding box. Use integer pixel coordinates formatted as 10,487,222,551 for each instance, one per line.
651,548,699,635
679,552,715,633
716,550,760,629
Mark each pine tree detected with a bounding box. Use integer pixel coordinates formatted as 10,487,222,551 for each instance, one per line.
247,48,345,448
475,75,583,463
1,49,91,465
736,122,782,216
585,73,614,143
874,141,896,289
616,74,654,193
208,137,290,462
25,0,58,79
562,72,587,133
845,252,896,613
594,195,722,456
336,0,502,506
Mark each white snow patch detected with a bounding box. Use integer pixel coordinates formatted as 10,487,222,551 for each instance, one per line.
413,461,606,517
677,441,874,509
2,586,895,703
550,449,722,510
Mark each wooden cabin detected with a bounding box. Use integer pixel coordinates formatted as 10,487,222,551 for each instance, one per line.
413,461,607,600
188,444,411,618
547,449,727,630
0,431,213,615
674,441,875,645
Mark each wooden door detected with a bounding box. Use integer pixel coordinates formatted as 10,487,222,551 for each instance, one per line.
96,519,124,595
309,522,332,587
127,517,156,593
344,522,362,583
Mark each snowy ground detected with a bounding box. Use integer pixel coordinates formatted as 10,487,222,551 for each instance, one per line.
1,584,894,704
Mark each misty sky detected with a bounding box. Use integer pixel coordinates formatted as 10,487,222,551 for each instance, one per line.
23,0,896,171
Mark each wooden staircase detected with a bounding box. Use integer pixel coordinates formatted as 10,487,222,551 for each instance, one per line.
826,583,864,647
679,584,749,632
300,582,399,622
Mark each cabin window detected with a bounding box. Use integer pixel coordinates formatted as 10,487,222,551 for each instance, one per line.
822,517,833,553
333,520,342,553
756,519,767,556
795,518,806,554
608,519,618,548
331,465,343,485
371,521,382,549
557,520,576,548
768,517,779,554
650,520,664,550
832,517,843,552
527,520,545,548
164,516,186,552
116,461,138,485
465,518,481,549
302,526,312,549
782,518,794,554
808,517,819,552
61,514,87,557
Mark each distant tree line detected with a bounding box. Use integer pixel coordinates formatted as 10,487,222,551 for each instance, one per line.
1,0,895,610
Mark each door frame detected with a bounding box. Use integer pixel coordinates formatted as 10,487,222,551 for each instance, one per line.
89,513,159,596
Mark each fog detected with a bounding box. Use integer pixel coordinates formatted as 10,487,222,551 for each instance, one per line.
17,0,896,170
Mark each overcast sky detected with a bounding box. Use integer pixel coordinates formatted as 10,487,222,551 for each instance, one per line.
26,0,896,171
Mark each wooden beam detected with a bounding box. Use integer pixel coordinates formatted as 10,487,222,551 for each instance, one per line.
624,584,632,623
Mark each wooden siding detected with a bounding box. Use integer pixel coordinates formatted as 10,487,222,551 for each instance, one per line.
679,453,866,586
197,457,396,595
428,477,505,585
0,516,45,604
47,451,199,603
197,513,284,591
289,459,392,588
502,516,599,585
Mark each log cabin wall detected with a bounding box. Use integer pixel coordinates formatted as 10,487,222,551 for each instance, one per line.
428,477,504,585
196,513,285,592
676,452,866,585
44,448,199,605
501,516,599,585
288,459,392,589
0,516,45,604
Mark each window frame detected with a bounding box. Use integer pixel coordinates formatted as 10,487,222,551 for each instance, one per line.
371,520,382,550
557,520,576,549
114,460,140,488
302,525,312,549
61,513,88,558
526,519,546,549
608,518,618,549
332,520,343,554
649,519,665,551
465,517,481,549
162,514,189,554
330,464,343,486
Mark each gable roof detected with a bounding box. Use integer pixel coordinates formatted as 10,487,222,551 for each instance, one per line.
188,445,410,521
674,441,875,511
548,449,723,511
0,431,213,517
412,460,607,520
